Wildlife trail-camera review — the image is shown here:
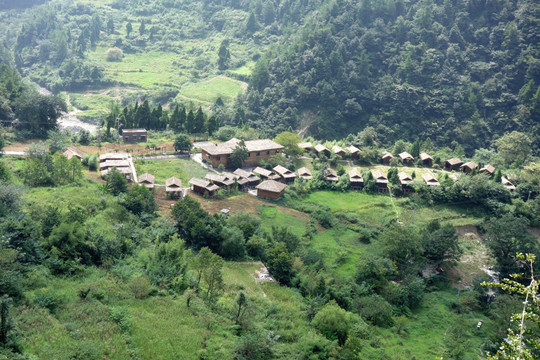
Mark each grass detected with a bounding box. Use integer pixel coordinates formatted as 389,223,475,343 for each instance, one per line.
177,77,245,105
134,158,208,184
258,204,308,237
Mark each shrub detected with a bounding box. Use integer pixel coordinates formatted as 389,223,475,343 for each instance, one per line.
106,47,124,61
129,276,151,299
33,289,63,314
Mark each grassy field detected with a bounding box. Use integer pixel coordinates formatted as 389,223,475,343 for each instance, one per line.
177,77,246,105
134,158,209,185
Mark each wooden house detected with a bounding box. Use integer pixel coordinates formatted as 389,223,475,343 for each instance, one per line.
223,172,249,190
63,147,83,161
449,173,459,182
122,129,147,143
314,144,331,157
332,145,346,158
445,158,463,171
372,170,389,192
398,171,414,193
382,151,393,165
205,173,235,187
189,178,220,197
502,176,516,190
348,168,364,190
273,165,296,183
422,173,440,186
419,153,433,167
479,164,495,176
297,167,313,180
256,180,288,200
460,161,478,174
200,139,283,168
233,168,261,187
324,168,339,182
347,145,360,158
253,166,281,181
99,152,134,181
165,177,183,198
399,152,414,166
298,142,313,152
138,173,155,190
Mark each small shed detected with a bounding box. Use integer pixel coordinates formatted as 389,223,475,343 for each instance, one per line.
332,145,346,158
373,170,389,192
273,165,296,183
460,161,478,174
479,164,495,176
165,177,183,198
445,158,464,171
348,168,364,190
399,152,414,166
419,153,433,167
189,178,220,197
63,147,83,161
314,144,331,157
253,166,281,181
422,173,440,186
138,173,155,190
297,167,313,180
233,168,261,187
502,176,515,190
298,142,313,152
449,173,459,182
122,129,147,143
382,151,393,165
398,171,413,193
256,180,288,200
324,168,339,182
347,145,360,158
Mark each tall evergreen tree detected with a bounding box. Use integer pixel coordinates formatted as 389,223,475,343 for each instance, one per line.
186,109,195,133
193,107,205,133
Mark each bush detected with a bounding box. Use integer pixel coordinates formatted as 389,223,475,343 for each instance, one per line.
129,276,151,299
106,47,124,61
33,289,63,314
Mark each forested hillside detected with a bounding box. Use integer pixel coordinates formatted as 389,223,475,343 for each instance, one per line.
239,0,540,154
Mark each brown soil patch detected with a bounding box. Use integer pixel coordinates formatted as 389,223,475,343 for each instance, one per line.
77,141,175,157
154,186,179,218
4,140,38,152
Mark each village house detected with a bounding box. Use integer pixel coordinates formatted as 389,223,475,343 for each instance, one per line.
372,170,388,192
348,168,364,190
324,168,339,182
398,171,414,193
419,153,433,167
256,180,288,200
62,147,83,161
382,151,393,165
449,173,460,182
314,144,331,157
445,158,464,171
347,145,360,158
138,173,155,190
99,153,134,181
165,177,183,198
460,161,478,174
253,167,281,181
233,168,261,187
479,164,496,176
189,178,220,197
502,176,516,190
200,138,284,168
223,172,249,190
422,173,440,186
399,152,414,166
332,145,346,158
205,173,235,188
273,165,296,183
297,167,313,180
298,142,313,152
122,129,147,143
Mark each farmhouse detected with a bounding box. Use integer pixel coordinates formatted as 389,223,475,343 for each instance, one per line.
382,151,393,165
501,176,515,190
253,167,281,181
399,152,414,165
373,170,388,192
99,153,134,180
460,161,478,174
62,147,82,160
122,129,147,143
332,145,346,158
347,145,360,158
256,180,288,200
398,171,414,193
233,168,261,187
348,169,364,190
165,177,183,198
419,153,433,167
273,165,296,183
479,164,495,176
324,168,339,182
223,172,249,190
298,142,313,152
200,139,283,168
297,167,313,180
138,173,155,190
189,178,220,197
314,144,331,157
422,173,440,186
445,158,464,171
205,173,235,187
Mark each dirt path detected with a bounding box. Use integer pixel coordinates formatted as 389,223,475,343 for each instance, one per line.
58,94,99,133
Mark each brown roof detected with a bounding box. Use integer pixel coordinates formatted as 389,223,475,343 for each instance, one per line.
122,129,147,134
273,165,296,179
382,151,393,160
233,168,260,182
298,142,313,149
63,147,82,160
314,144,329,153
449,173,459,182
297,167,312,179
348,169,364,182
372,170,389,184
347,145,360,154
398,171,413,185
446,158,463,166
223,172,249,185
205,173,234,186
245,139,283,152
460,161,478,170
422,173,440,186
399,152,414,161
139,173,155,185
99,159,131,169
99,152,129,161
324,168,339,181
165,177,182,192
256,180,288,193
479,164,495,175
502,176,515,190
419,153,432,161
253,167,280,180
201,138,283,156
332,145,346,154
189,178,220,192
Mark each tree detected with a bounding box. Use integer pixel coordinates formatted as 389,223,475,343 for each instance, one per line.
185,109,195,133
411,138,421,158
274,131,302,157
265,242,294,285
377,223,423,274
246,12,258,33
206,115,219,136
312,300,360,345
104,167,128,195
173,134,191,152
139,20,146,36
219,226,246,260
0,132,4,156
235,291,247,325
78,129,90,145
126,22,132,37
422,220,461,264
107,16,114,34
120,184,156,215
495,131,532,167
229,140,249,169
0,295,20,353
217,39,230,70
193,107,205,133
47,130,67,154
191,247,224,301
